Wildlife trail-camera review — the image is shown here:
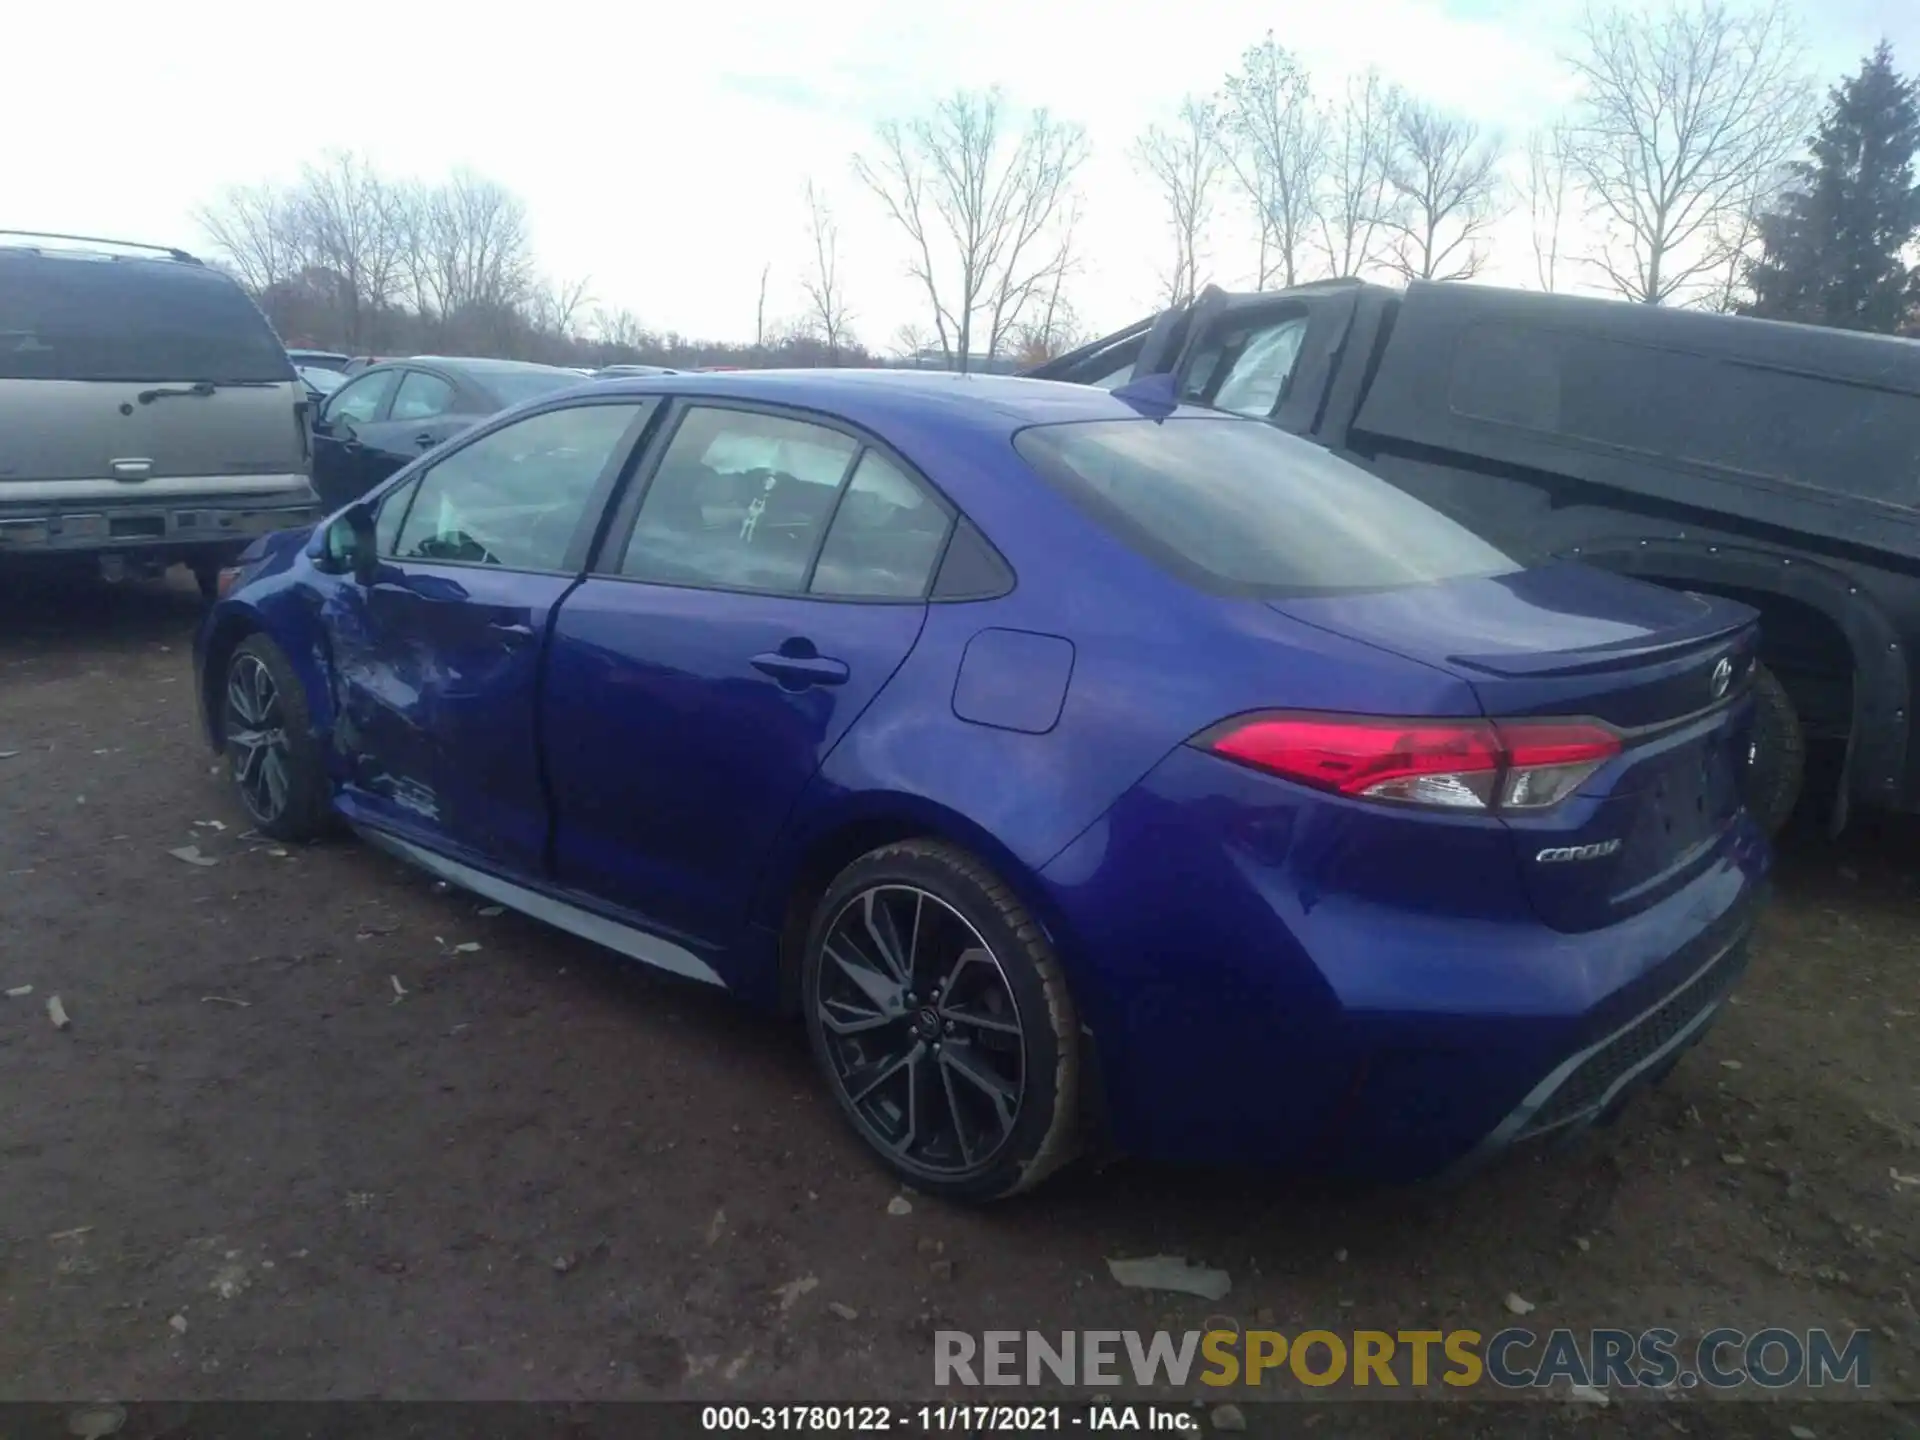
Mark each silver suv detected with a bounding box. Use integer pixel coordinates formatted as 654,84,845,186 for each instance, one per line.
0,231,320,595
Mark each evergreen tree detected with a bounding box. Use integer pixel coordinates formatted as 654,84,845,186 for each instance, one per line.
1744,42,1920,332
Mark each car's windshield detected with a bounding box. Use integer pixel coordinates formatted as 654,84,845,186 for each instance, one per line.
484,368,585,405
1014,417,1518,596
0,253,294,383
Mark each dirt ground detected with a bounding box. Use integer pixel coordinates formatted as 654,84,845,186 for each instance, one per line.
1,569,1916,1438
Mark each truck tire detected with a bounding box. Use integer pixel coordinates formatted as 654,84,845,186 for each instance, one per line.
1743,662,1804,837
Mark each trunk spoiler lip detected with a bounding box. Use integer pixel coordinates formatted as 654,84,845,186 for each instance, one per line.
1446,607,1757,679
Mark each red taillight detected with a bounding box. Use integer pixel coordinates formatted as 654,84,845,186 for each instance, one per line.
215,566,244,599
1199,713,1620,812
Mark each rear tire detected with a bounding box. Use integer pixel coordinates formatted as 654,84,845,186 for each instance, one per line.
1743,662,1804,837
802,840,1080,1202
221,634,330,842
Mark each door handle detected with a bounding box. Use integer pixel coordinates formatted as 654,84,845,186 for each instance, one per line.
751,650,849,690
414,431,438,449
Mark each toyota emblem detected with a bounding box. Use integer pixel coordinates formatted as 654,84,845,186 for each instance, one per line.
1711,657,1733,699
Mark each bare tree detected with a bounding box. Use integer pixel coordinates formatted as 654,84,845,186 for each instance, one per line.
1563,0,1811,304
290,152,409,347
1383,102,1506,282
1223,34,1328,290
422,171,534,316
593,306,651,351
892,322,933,361
856,88,1087,371
193,184,299,293
528,275,595,337
1525,122,1578,292
800,179,855,363
1133,96,1228,306
1318,71,1402,278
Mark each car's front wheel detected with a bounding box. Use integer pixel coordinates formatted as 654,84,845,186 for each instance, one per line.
803,840,1082,1202
222,634,329,841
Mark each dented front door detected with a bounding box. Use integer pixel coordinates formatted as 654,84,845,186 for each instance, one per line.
327,563,569,875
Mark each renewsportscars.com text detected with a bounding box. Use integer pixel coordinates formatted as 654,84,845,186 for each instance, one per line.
935,1327,1873,1392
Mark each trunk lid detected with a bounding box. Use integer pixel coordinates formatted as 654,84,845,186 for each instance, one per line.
1,380,309,485
1274,563,1760,931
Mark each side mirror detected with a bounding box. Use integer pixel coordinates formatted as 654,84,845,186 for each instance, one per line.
311,505,378,583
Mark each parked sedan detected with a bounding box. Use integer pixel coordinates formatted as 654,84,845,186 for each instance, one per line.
308,356,586,508
195,370,1769,1201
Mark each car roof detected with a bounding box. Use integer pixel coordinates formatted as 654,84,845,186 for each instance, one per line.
584,368,1212,439
404,355,580,375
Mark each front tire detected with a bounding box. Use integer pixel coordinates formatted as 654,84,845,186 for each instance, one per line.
802,840,1080,1202
222,635,329,841
1743,662,1805,837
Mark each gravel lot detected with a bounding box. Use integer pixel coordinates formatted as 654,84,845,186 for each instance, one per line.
1,569,1916,1438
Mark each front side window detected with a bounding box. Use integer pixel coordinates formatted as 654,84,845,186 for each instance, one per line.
326,370,397,426
809,450,951,598
390,371,455,421
620,407,858,593
1015,417,1516,595
391,402,648,571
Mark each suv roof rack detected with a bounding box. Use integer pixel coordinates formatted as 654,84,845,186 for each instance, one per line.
0,229,202,264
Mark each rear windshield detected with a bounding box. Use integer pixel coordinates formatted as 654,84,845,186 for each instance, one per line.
0,253,293,384
1014,417,1517,595
484,368,584,405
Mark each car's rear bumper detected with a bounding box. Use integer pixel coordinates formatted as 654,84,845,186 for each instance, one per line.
1036,744,1771,1179
0,476,319,559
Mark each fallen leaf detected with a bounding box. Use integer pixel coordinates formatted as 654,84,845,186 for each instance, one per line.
772,1275,818,1311
1504,1292,1536,1315
390,975,408,1002
200,996,251,1008
1566,1383,1609,1405
1209,1405,1246,1433
705,1209,726,1245
886,1195,913,1217
46,995,71,1030
451,942,481,954
827,1301,859,1320
1106,1255,1232,1301
5,984,33,998
168,845,219,868
193,819,227,832
478,905,505,918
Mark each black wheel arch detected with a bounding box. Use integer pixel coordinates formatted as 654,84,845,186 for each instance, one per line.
1571,538,1912,821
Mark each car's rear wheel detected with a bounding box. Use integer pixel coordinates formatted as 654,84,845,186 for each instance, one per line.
802,840,1080,1202
1743,662,1804,837
223,635,329,841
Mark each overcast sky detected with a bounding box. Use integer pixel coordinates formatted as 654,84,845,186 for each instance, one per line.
8,0,1916,348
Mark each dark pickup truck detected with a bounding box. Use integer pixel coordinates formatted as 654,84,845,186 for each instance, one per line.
1033,280,1920,835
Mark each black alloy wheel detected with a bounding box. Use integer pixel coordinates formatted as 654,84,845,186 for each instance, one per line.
804,841,1080,1201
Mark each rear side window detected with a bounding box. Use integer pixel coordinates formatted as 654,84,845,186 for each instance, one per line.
1014,417,1517,596
620,406,858,593
809,451,952,598
0,253,292,383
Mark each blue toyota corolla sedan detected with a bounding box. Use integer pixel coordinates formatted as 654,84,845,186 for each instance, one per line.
194,369,1769,1201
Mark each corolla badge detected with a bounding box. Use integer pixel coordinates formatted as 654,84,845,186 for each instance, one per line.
1711,656,1733,699
1535,839,1623,863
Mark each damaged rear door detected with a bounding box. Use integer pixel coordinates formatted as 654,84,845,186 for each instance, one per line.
325,398,656,873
